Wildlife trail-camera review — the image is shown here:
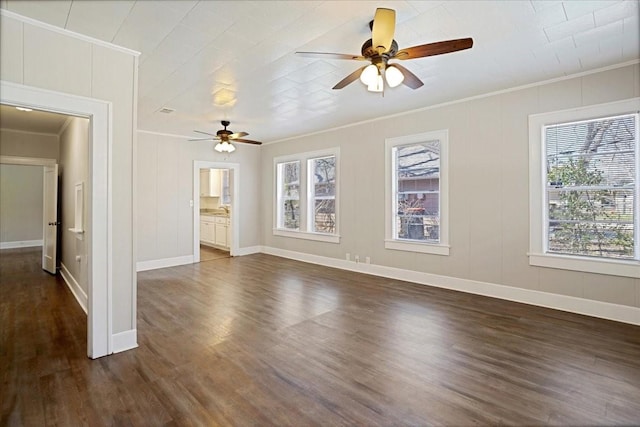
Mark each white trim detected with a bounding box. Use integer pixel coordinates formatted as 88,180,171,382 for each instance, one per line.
58,116,73,137
384,239,450,256
131,54,139,354
60,262,88,314
234,245,262,256
136,255,194,272
0,155,56,166
1,80,112,359
0,9,140,57
273,228,340,243
529,253,640,279
385,129,449,255
528,98,640,278
192,161,241,263
261,246,640,326
0,240,43,249
111,329,138,353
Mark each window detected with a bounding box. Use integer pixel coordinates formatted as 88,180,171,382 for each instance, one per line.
308,156,336,234
274,149,339,243
529,98,640,278
385,130,449,255
276,161,300,230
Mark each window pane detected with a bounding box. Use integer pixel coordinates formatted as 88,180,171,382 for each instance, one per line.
395,141,440,241
313,157,335,197
314,199,335,233
282,200,300,229
310,156,336,234
545,114,637,259
283,161,300,199
278,161,300,229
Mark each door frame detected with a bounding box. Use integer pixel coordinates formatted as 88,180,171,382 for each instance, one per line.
1,80,112,359
193,161,240,262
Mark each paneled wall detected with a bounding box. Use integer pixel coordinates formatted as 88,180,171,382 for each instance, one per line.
261,64,640,310
136,131,261,263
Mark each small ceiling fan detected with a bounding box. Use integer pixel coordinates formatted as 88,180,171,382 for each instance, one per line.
296,8,473,92
190,120,262,153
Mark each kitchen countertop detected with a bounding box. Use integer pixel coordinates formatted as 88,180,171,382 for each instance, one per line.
200,210,229,218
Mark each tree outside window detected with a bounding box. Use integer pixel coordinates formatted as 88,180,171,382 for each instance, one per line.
545,114,636,260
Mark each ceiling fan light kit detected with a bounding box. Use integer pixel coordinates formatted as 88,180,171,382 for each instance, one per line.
190,120,262,153
296,7,473,93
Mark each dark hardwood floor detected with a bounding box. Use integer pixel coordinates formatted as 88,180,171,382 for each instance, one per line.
200,245,230,262
2,247,640,426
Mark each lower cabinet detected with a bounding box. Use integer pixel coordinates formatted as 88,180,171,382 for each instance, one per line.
200,216,230,249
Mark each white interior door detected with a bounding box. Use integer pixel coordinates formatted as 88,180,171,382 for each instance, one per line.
42,164,58,274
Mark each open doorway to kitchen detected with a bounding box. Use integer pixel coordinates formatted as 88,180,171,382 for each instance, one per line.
192,161,240,263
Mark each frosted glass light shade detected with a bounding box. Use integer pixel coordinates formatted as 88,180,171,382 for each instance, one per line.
214,141,236,153
360,64,378,85
367,74,384,92
385,65,405,88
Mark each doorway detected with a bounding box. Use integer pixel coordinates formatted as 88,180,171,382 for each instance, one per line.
192,161,240,263
1,81,112,359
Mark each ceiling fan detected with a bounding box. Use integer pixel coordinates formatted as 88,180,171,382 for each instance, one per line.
190,120,262,153
296,8,473,92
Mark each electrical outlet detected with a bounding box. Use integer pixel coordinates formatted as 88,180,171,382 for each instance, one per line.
365,256,370,264
346,253,351,261
355,255,360,263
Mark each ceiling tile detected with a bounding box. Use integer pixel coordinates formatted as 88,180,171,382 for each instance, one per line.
595,0,639,26
562,0,620,20
5,0,71,27
66,1,134,42
544,12,595,41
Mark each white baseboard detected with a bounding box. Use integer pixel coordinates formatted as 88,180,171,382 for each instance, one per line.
0,239,43,249
60,262,88,314
136,255,194,272
112,329,138,353
234,245,262,256
261,246,640,326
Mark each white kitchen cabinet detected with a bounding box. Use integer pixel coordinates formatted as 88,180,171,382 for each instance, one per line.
200,218,215,245
200,215,230,249
199,169,221,197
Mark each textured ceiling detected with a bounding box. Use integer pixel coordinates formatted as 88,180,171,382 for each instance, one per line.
1,0,639,143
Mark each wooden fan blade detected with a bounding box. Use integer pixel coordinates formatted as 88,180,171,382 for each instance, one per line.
234,138,262,145
372,8,396,54
228,132,248,139
333,65,368,90
395,38,473,60
193,130,218,137
296,51,366,61
391,63,424,89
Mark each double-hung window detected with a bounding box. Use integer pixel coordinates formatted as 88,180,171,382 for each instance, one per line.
529,98,640,278
385,130,449,255
274,149,339,243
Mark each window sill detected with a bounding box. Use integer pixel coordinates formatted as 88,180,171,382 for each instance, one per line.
273,229,340,244
529,253,640,278
385,239,450,256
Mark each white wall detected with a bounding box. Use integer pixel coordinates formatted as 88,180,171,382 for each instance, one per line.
0,164,43,245
137,131,261,263
59,117,89,294
261,63,640,310
1,12,137,336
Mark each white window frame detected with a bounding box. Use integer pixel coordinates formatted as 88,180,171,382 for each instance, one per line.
528,98,640,278
307,155,337,235
273,148,340,243
385,130,450,256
